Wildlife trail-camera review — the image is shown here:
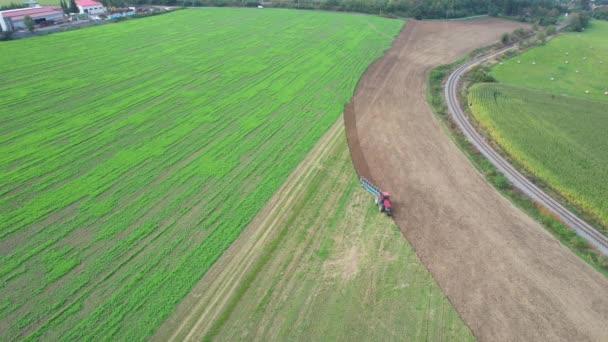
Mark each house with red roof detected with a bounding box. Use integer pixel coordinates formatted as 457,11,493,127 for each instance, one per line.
0,6,63,32
75,0,105,15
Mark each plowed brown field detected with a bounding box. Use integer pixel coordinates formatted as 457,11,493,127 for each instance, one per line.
153,121,475,341
345,18,608,341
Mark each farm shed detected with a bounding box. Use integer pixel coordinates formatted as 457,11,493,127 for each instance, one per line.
0,6,63,32
75,0,105,15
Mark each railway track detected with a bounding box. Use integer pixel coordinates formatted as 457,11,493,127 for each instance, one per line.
444,47,608,256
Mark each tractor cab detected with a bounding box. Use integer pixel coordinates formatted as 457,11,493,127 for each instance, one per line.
359,177,393,217
376,192,393,216
378,192,390,202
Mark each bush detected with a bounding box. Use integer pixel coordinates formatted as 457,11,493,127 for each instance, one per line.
593,8,608,21
546,25,557,35
24,15,35,33
429,68,444,83
501,33,510,45
492,174,510,190
567,12,590,32
536,31,546,44
471,67,496,83
0,31,14,41
539,16,557,25
513,27,526,39
518,40,529,50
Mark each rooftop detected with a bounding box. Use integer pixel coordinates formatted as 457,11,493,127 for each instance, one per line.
75,0,103,6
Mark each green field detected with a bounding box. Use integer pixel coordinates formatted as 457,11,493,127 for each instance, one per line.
468,84,608,230
468,20,608,230
491,21,608,100
1,0,58,6
0,8,402,340
207,130,474,341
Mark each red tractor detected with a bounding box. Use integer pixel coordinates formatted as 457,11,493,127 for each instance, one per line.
360,177,392,216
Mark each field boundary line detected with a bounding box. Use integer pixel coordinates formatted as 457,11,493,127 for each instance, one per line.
152,119,345,341
444,46,608,256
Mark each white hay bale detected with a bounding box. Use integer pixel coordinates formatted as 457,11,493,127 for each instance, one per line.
550,77,555,81
532,61,536,65
565,52,569,55
576,70,579,73
565,61,569,64
517,60,521,64
605,91,608,95
585,90,590,94
583,57,587,60
600,61,604,64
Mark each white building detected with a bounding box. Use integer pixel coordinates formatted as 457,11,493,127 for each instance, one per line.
0,6,63,32
75,0,105,15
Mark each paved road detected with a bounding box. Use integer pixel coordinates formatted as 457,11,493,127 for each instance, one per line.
444,47,608,256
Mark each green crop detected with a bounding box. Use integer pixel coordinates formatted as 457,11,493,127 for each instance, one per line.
0,8,402,340
468,20,608,231
0,0,59,5
468,83,608,231
491,21,608,101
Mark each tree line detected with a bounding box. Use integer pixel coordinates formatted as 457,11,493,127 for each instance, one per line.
0,0,599,20
114,0,567,20
55,0,601,26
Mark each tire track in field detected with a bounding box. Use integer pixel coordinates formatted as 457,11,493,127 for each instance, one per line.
152,119,345,342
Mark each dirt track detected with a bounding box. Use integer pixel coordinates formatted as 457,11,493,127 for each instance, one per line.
345,18,608,341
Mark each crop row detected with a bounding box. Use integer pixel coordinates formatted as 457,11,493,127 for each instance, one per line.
0,8,402,340
468,83,608,231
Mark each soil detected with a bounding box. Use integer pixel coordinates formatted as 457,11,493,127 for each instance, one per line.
155,122,474,341
344,18,608,341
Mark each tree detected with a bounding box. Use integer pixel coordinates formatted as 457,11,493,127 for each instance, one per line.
593,8,608,20
69,0,79,13
0,30,14,41
536,31,546,44
568,12,589,32
501,32,510,45
23,15,35,32
60,0,70,15
513,27,527,39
